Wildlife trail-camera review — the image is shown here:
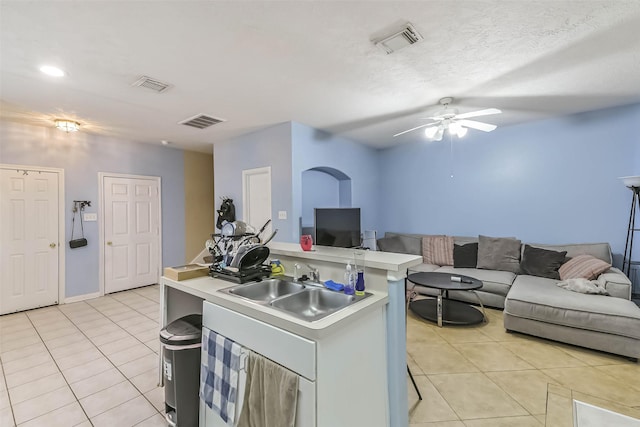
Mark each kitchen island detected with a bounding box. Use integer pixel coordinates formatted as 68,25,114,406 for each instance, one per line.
160,243,422,427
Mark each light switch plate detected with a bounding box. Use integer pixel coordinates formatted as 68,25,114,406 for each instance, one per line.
83,213,97,221
278,210,287,220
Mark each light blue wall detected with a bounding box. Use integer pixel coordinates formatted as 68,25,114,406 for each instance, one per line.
213,122,294,241
378,103,640,260
0,122,185,297
291,122,380,242
301,170,340,227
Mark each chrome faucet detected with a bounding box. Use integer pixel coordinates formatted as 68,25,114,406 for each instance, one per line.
307,264,320,282
293,263,302,282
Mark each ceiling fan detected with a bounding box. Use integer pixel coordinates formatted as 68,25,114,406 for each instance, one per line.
393,97,502,140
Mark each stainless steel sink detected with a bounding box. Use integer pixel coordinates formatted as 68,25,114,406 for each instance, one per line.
270,288,370,321
219,277,372,322
225,279,305,302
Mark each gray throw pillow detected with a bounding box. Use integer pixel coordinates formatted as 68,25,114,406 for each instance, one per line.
519,244,567,279
477,235,522,273
376,236,407,254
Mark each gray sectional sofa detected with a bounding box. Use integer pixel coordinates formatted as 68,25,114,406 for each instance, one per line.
380,232,640,360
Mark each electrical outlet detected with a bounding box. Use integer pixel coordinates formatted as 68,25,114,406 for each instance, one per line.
278,210,287,220
83,213,97,222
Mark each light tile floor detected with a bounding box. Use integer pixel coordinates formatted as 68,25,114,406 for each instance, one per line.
0,285,165,427
3,287,639,427
407,298,640,426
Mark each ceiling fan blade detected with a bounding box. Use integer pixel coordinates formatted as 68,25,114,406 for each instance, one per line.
455,108,502,119
457,119,497,132
393,122,439,137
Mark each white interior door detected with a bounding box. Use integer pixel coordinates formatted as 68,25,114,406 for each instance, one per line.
242,167,272,240
1,169,60,314
103,175,160,294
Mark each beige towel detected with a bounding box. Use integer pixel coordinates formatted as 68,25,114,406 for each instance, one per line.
237,351,299,427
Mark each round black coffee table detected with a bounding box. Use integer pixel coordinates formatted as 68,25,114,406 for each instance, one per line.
407,272,485,327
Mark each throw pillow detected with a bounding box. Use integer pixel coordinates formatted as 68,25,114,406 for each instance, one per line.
376,236,407,254
453,243,478,268
559,254,611,280
422,235,454,266
519,245,567,279
476,235,522,273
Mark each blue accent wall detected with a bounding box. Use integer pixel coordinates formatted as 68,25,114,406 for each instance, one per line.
291,122,380,242
301,169,340,227
0,122,185,298
213,122,294,241
378,102,640,260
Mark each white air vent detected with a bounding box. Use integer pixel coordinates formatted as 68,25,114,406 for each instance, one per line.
132,76,171,93
373,22,423,54
179,114,226,129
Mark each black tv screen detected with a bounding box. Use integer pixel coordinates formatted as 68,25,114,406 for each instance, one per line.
314,208,361,248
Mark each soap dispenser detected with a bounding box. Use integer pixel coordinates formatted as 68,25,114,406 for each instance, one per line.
344,262,355,295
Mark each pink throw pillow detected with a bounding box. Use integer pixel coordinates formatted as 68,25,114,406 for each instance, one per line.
559,254,611,280
422,235,454,266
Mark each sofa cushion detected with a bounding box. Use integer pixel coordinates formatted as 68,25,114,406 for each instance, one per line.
408,263,440,274
559,254,611,280
435,266,516,296
477,235,522,273
506,275,640,340
454,243,478,268
377,236,407,254
422,235,454,266
384,232,423,255
525,242,612,264
519,245,567,280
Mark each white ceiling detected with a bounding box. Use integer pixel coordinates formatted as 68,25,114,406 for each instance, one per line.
1,1,640,152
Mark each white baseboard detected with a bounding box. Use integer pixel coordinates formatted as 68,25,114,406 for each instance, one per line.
63,291,102,304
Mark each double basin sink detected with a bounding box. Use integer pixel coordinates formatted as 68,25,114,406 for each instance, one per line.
220,277,372,322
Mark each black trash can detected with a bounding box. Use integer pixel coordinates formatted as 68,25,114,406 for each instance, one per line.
160,314,203,427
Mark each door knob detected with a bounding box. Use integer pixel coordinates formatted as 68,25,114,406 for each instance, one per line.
107,241,113,246
50,243,56,248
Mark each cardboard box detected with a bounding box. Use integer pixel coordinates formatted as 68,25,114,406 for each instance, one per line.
164,264,209,281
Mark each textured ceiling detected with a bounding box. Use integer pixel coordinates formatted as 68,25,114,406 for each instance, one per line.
1,1,639,152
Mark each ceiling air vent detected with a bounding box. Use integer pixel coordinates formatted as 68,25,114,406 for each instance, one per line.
132,75,171,93
179,114,225,129
373,22,424,54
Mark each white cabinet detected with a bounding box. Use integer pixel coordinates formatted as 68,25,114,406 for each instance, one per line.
201,301,388,427
202,302,316,427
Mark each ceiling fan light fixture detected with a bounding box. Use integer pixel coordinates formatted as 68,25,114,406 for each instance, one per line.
434,126,445,141
424,126,439,139
55,119,80,132
456,126,468,138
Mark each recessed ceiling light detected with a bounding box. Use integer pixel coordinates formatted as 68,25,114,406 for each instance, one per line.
40,65,65,77
55,120,80,132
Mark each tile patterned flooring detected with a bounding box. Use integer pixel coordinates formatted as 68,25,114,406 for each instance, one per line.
2,286,640,426
407,299,640,426
0,285,165,427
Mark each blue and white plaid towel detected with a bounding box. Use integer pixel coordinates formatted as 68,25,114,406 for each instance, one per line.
200,328,243,424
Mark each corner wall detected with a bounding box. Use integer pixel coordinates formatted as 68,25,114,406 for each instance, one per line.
213,122,294,240
184,150,214,262
291,122,380,242
0,122,186,298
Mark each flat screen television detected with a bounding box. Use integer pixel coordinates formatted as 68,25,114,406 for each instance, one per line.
314,208,361,248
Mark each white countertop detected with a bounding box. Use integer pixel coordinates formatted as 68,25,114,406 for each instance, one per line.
162,275,388,340
267,242,423,273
